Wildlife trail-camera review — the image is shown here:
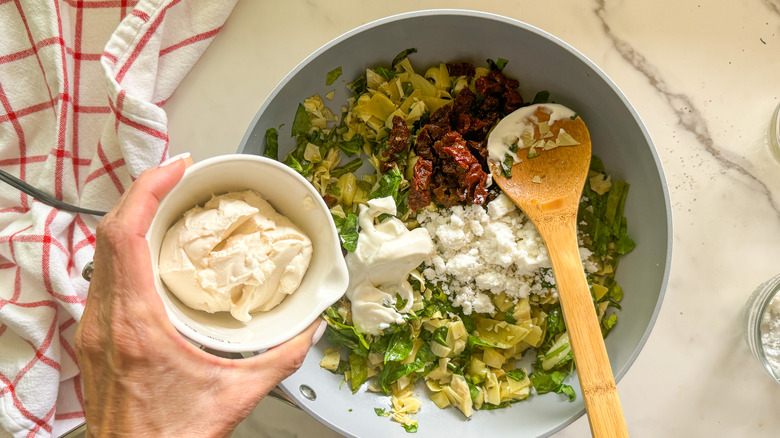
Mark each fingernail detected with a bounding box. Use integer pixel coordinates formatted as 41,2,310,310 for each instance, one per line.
311,320,327,345
159,152,191,167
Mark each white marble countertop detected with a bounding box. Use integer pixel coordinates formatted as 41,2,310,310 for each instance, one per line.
164,1,780,436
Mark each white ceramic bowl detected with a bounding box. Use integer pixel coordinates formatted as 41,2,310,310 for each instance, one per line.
147,154,349,353
238,9,671,438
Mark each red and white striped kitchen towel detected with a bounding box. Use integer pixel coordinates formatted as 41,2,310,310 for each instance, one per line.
0,1,236,436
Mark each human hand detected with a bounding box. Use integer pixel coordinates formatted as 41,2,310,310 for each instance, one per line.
74,156,325,438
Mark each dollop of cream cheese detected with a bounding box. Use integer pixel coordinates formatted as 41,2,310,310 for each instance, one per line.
487,103,577,163
158,190,312,322
345,196,434,335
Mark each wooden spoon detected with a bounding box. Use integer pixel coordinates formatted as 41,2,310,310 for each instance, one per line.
489,105,628,437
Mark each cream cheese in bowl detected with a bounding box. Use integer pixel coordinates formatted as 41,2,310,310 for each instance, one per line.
159,190,312,322
147,154,348,353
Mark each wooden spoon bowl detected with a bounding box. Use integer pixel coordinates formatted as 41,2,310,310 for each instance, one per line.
490,105,628,437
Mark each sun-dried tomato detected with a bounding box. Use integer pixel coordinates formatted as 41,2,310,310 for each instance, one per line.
475,74,504,95
384,115,410,161
503,88,524,113
467,140,488,161
440,132,478,171
407,66,522,210
416,124,446,160
452,88,476,117
456,113,493,140
463,162,488,205
322,194,338,208
447,62,476,78
409,158,434,211
478,95,500,116
429,103,453,130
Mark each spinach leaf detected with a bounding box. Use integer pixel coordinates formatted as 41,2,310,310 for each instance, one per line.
370,167,402,202
384,326,414,364
263,128,279,160
376,361,424,395
291,104,311,137
391,48,417,68
414,341,436,365
331,158,363,178
283,154,313,176
545,306,566,338
506,369,527,381
532,90,550,104
374,66,396,80
326,66,342,85
348,351,368,393
348,74,367,98
431,326,449,347
332,213,359,252
339,134,363,156
487,57,509,71
530,369,576,401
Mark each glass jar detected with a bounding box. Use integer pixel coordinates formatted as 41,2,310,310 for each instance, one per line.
744,274,780,384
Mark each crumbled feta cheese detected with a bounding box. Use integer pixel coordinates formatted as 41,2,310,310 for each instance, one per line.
417,193,597,315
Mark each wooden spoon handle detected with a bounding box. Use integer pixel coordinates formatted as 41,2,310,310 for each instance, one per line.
541,221,629,438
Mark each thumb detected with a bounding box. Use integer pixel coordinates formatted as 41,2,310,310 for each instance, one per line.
113,154,193,236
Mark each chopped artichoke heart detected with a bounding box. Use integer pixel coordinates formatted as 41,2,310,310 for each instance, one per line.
476,318,531,349
303,143,322,162
319,349,341,371
482,347,506,369
592,283,609,301
491,291,514,312
589,173,613,195
467,357,489,384
430,390,451,409
424,63,451,89
555,128,580,146
426,358,452,382
358,93,397,122
542,331,571,370
430,340,452,358
420,96,451,113
366,116,385,131
542,139,558,150
449,374,474,418
520,127,535,149
405,101,426,124
538,121,551,137
523,324,544,347
513,298,532,321
484,371,501,406
452,76,469,94
366,68,387,90
408,72,437,97
474,66,490,80
399,89,422,113
336,173,357,206
325,90,335,100
378,79,401,102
